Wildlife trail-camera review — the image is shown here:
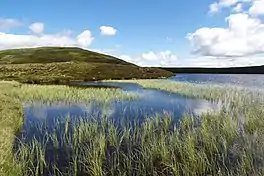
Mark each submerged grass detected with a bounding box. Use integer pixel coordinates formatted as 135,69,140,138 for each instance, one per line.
1,80,264,175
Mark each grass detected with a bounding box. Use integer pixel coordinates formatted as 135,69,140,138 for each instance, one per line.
1,80,264,175
0,82,24,176
0,47,132,65
0,47,173,83
4,81,138,104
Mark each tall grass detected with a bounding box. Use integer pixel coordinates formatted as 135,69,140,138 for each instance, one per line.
3,81,138,104
1,80,264,175
14,105,264,175
0,82,24,176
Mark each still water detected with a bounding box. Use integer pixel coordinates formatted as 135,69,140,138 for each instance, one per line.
16,74,250,174
19,74,264,141
170,74,264,88
19,81,221,142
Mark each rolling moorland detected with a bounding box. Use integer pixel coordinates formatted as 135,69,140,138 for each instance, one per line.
0,47,174,84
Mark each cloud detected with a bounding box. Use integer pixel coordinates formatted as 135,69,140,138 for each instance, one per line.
76,30,94,48
118,52,264,67
0,22,94,50
117,50,178,67
209,2,221,13
188,13,264,57
249,0,264,16
100,26,117,36
233,3,243,12
0,18,22,29
173,55,264,68
209,0,252,13
166,37,173,42
29,22,44,34
92,47,264,67
119,55,134,62
219,0,241,7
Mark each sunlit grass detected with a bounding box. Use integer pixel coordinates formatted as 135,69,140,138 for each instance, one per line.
1,80,264,175
2,81,138,104
14,106,264,175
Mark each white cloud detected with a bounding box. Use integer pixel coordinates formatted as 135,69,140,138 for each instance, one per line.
0,23,94,50
0,18,22,29
173,55,264,68
76,30,94,48
188,13,264,57
220,0,240,7
209,0,252,13
119,55,134,62
90,48,264,67
249,0,264,16
100,26,117,36
117,51,178,67
233,3,243,12
29,22,44,34
166,36,173,42
209,2,221,13
139,51,177,66
118,52,264,67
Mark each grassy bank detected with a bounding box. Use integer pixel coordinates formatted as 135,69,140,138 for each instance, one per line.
0,82,24,176
1,80,264,175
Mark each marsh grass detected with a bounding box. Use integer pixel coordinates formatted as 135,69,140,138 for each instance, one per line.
3,82,138,104
14,106,264,176
0,82,24,176
1,80,264,175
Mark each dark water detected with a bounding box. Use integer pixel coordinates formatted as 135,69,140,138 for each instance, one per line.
170,74,264,88
18,82,220,141
15,81,221,175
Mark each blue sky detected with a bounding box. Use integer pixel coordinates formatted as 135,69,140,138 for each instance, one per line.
1,0,264,67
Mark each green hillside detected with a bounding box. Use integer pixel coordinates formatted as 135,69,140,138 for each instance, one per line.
0,47,173,83
0,47,133,65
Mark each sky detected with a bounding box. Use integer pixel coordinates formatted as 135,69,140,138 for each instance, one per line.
1,0,264,67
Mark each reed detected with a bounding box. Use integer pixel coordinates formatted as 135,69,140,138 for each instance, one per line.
1,80,264,175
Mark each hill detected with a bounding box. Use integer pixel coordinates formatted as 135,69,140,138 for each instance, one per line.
0,47,133,65
0,47,173,84
159,65,264,74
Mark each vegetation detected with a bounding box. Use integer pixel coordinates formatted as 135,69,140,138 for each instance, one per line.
0,47,173,83
0,47,132,65
1,80,264,175
0,82,24,175
6,82,138,104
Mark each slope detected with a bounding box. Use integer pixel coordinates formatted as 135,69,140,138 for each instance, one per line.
0,47,173,83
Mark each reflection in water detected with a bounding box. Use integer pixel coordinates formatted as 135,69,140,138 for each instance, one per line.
15,81,221,175
19,82,221,142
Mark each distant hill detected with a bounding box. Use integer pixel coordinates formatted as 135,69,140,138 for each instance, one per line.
159,65,264,74
0,47,173,84
0,47,133,65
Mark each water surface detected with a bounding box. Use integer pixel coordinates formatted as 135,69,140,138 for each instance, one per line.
15,81,222,175
18,81,221,141
170,74,264,88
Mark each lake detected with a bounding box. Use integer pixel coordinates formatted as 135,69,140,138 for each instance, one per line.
19,73,264,142
15,74,263,175
170,74,264,88
18,81,221,142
